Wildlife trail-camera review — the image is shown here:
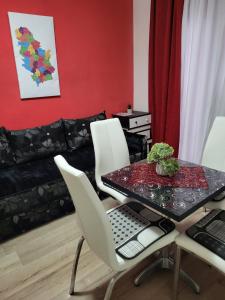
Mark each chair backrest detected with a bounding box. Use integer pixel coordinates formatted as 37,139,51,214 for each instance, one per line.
90,118,130,186
54,155,118,269
201,116,225,171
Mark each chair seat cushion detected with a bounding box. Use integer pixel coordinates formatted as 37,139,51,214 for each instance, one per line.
107,201,175,259
0,146,95,199
176,234,225,274
186,209,225,261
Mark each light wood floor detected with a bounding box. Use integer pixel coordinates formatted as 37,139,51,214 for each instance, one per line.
1,198,225,300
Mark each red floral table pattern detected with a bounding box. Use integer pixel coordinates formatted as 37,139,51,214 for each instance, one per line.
116,163,208,188
102,160,225,221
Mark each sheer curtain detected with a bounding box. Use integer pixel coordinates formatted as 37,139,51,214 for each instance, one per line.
179,0,225,163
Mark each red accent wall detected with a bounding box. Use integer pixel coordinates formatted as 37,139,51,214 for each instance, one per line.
0,0,133,129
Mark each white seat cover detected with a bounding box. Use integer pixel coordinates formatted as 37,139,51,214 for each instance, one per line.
176,234,225,274
201,117,225,209
91,118,130,203
54,155,178,273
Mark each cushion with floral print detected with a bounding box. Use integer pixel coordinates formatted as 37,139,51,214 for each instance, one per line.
7,120,67,164
63,111,106,150
0,127,15,168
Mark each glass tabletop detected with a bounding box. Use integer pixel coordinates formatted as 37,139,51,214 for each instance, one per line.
102,160,225,221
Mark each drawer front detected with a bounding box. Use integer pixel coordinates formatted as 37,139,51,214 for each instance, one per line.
137,129,151,139
129,114,151,129
128,125,150,133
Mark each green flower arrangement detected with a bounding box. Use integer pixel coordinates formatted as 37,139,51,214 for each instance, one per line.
147,143,179,177
158,157,179,177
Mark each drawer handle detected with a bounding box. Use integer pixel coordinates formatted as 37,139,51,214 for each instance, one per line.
135,121,138,124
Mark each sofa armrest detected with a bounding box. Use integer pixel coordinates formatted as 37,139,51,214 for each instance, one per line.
124,130,147,162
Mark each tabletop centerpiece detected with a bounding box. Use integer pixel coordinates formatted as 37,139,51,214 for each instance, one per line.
147,142,179,177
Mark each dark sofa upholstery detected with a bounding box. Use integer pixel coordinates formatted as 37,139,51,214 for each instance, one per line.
0,112,147,242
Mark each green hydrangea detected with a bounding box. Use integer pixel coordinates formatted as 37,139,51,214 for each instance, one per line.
159,158,179,177
147,143,179,176
147,143,174,163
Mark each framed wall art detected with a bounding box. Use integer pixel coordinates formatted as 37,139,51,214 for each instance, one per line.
8,12,60,99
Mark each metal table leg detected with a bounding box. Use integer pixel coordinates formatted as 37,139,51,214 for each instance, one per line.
134,246,200,294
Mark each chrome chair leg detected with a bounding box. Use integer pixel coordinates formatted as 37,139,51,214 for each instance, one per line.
173,246,181,300
104,271,126,300
69,236,85,295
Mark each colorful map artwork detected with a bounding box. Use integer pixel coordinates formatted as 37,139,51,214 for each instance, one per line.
15,27,55,86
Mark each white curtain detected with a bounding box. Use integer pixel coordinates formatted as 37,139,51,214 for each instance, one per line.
179,0,225,164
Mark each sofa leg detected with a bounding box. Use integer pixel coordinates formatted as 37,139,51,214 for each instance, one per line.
69,236,85,295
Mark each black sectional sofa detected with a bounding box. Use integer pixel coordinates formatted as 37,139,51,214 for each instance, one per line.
0,112,147,242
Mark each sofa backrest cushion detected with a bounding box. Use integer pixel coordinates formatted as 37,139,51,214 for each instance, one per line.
7,120,67,164
0,127,15,168
63,111,106,150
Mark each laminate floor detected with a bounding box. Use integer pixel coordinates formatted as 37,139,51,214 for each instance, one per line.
0,198,225,300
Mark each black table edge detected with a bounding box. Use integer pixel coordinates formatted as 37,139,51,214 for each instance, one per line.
102,176,225,222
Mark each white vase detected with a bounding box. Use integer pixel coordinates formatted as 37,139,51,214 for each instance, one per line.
156,163,168,176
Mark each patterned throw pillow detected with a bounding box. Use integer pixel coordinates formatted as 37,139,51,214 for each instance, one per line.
0,127,15,168
7,120,67,164
64,111,106,150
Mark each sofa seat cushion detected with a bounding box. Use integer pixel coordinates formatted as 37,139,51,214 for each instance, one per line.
63,145,95,171
7,120,67,164
0,128,15,168
0,145,95,199
0,157,58,198
64,111,106,150
0,179,75,241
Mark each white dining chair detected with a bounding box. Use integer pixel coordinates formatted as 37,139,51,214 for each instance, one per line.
54,155,178,299
173,232,225,300
90,118,131,203
201,116,225,210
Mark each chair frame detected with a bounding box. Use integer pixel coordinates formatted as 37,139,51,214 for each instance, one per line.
90,118,130,203
172,243,225,300
54,155,199,299
69,237,200,299
69,236,85,295
69,236,130,299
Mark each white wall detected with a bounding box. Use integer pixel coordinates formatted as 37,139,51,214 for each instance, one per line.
133,0,151,112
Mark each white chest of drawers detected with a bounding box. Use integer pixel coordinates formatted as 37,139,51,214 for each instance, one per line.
113,111,152,152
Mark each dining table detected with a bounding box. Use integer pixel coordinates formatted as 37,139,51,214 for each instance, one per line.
102,159,225,222
101,158,225,293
